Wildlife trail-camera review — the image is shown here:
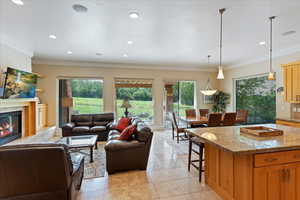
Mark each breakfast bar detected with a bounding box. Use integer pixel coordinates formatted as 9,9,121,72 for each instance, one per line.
186,124,300,200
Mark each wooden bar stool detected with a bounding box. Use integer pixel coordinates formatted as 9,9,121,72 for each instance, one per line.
188,136,205,182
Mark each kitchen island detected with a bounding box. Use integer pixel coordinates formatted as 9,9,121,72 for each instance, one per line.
186,124,300,200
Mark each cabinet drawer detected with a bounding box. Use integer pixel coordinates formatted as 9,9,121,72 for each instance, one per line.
255,150,300,167
255,152,287,167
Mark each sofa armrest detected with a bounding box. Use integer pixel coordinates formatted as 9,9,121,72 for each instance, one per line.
104,140,144,152
62,122,75,130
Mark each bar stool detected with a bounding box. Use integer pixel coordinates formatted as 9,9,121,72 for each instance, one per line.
188,136,205,182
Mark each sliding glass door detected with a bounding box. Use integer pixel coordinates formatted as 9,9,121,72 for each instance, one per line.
58,78,103,127
235,75,276,124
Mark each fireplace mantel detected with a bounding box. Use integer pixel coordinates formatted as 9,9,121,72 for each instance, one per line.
0,98,39,137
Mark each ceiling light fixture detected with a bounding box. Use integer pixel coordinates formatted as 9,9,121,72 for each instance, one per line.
67,51,73,55
96,52,103,56
72,4,88,13
123,54,128,58
282,30,296,36
127,41,133,45
11,0,24,6
268,16,276,81
259,41,266,45
201,55,217,96
49,34,57,39
129,12,139,19
217,8,226,80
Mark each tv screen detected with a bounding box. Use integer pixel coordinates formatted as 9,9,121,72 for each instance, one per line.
3,67,38,99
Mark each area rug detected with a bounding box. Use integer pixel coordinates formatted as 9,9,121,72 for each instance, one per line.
73,142,107,179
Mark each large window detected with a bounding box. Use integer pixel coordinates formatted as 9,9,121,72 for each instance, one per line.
235,75,276,124
115,78,153,122
58,79,103,127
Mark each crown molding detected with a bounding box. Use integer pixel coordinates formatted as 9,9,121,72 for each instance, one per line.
0,36,33,58
32,59,219,72
225,43,300,70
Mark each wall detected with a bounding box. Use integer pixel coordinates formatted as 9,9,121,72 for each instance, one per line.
0,43,32,72
219,51,300,119
32,63,218,128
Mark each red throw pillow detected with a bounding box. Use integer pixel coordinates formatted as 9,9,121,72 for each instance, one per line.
116,117,131,132
119,125,136,141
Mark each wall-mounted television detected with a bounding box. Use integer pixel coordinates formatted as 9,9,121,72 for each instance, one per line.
3,67,38,99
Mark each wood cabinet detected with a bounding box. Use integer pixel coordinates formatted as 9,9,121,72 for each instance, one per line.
282,61,300,103
37,104,47,130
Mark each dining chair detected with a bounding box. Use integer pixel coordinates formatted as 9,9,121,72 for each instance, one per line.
199,109,209,118
185,109,196,118
171,112,188,143
206,113,223,127
222,112,237,126
188,135,205,182
236,110,248,124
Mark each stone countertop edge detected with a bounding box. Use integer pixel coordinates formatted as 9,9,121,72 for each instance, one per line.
276,118,300,123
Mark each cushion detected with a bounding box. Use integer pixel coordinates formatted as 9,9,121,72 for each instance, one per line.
90,126,106,133
116,117,131,132
109,130,121,136
119,125,136,141
72,126,90,133
108,134,121,141
71,115,93,127
93,113,114,126
135,123,152,142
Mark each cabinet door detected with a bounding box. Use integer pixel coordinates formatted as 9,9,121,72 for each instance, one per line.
292,66,300,102
284,66,293,102
254,163,300,200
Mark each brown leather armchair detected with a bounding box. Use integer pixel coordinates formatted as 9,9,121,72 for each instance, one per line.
62,112,114,141
0,143,84,200
105,119,153,174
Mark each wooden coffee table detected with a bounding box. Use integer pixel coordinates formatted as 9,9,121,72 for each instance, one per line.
56,135,98,163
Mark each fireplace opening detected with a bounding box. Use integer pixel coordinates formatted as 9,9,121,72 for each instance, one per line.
0,111,22,145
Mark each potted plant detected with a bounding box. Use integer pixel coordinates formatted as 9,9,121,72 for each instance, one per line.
212,91,230,113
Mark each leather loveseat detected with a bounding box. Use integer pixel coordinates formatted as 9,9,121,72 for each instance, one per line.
62,112,114,141
105,118,153,174
0,143,84,200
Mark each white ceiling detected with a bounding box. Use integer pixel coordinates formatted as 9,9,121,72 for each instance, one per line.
1,0,300,70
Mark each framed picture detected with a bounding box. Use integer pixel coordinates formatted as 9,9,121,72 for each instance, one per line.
203,95,214,104
0,67,7,98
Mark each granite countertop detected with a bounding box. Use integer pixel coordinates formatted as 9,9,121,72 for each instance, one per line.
277,117,300,123
186,124,300,154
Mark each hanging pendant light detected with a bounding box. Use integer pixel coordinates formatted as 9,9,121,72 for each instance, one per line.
201,55,217,96
268,16,276,80
217,8,226,80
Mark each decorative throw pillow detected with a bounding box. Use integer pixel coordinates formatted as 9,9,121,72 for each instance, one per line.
116,117,131,132
119,125,136,140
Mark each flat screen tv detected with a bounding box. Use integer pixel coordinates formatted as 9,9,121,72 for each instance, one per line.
3,67,38,99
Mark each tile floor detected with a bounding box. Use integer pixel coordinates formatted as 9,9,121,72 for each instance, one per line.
78,130,221,200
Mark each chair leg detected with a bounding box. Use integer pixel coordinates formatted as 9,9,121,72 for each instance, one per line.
172,125,175,140
199,145,204,183
177,131,179,144
188,139,192,171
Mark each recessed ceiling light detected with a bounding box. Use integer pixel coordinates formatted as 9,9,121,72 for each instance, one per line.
67,51,73,55
96,52,103,56
129,12,140,19
11,0,24,6
49,34,57,39
282,30,296,36
72,4,88,13
259,41,266,45
123,54,128,58
127,41,133,45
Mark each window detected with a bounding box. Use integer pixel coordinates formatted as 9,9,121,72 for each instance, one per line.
58,79,103,127
115,78,153,122
235,75,276,124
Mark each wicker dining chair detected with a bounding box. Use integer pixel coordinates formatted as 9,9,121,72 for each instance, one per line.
206,113,223,127
222,112,237,126
185,109,196,118
199,109,209,118
171,112,188,143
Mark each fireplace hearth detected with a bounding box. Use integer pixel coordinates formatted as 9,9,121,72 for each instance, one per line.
0,111,22,145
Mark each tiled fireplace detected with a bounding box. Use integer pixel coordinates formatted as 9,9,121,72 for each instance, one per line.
0,111,22,145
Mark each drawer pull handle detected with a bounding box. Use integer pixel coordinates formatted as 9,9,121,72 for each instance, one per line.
264,158,278,162
294,154,300,159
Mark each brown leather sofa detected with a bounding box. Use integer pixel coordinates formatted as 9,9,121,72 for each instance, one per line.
105,118,153,174
62,112,114,141
0,143,84,200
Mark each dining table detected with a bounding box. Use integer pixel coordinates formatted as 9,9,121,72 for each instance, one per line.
181,116,210,127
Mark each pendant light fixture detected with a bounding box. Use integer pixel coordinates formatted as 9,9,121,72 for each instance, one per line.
201,55,217,96
268,16,276,80
217,8,226,80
